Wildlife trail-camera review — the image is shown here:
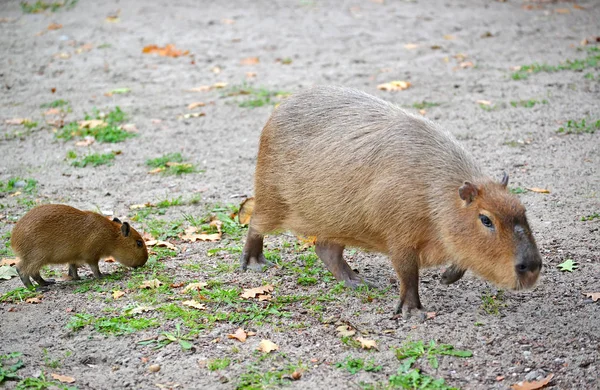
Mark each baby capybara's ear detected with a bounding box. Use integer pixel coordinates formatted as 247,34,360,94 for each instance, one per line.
121,222,131,237
500,172,509,187
113,217,122,224
459,181,479,204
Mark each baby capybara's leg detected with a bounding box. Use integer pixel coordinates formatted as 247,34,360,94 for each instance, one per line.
31,272,55,286
391,249,425,321
315,241,373,289
68,264,80,280
241,226,272,271
88,261,104,278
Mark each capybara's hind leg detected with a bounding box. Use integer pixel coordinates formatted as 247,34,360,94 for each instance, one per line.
241,226,273,271
315,241,374,289
16,267,34,289
68,264,80,280
31,272,55,286
391,249,426,321
88,261,104,278
441,265,466,285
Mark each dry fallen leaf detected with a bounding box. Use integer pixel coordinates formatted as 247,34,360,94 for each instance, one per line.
336,325,356,337
258,294,272,301
221,18,235,25
110,290,125,300
187,102,206,110
527,187,550,194
26,297,42,304
145,240,177,250
75,137,95,147
129,203,154,210
584,292,600,302
44,108,61,116
238,197,255,225
241,57,259,65
178,112,206,120
182,300,206,310
555,8,570,14
227,328,248,342
241,285,274,299
426,312,436,320
182,282,208,293
510,373,554,390
0,258,17,266
48,23,62,30
356,337,377,350
79,119,106,129
443,34,455,40
377,80,411,91
181,223,222,242
51,374,75,384
258,339,279,353
148,167,165,174
143,44,189,57
104,257,115,263
5,118,25,125
139,279,163,289
404,43,419,50
476,100,492,106
459,61,474,68
297,235,317,250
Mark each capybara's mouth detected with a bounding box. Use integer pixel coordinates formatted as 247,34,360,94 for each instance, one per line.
514,270,540,291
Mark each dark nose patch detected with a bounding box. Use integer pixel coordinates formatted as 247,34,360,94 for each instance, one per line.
514,224,542,275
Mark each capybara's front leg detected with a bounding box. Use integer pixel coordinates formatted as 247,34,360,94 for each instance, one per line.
441,264,466,285
315,241,374,288
32,272,55,286
241,226,273,271
68,264,80,280
391,249,425,321
16,267,34,289
88,261,104,278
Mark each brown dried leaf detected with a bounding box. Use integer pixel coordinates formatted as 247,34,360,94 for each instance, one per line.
44,108,61,116
145,240,177,250
75,137,95,147
297,235,317,250
426,312,437,320
584,292,600,302
129,202,154,210
51,374,75,384
258,339,279,353
112,290,125,299
336,325,356,337
510,373,554,390
241,57,259,65
246,72,257,79
148,167,165,174
26,297,42,304
48,23,62,30
5,118,25,125
0,258,17,266
170,282,185,288
79,119,106,129
181,225,222,242
404,43,419,50
459,61,474,68
554,8,570,14
443,34,455,40
527,187,550,194
476,100,492,106
187,102,206,110
377,80,411,91
356,337,377,350
241,285,274,299
139,279,163,289
238,197,255,225
227,328,247,342
104,257,115,263
142,44,189,57
258,294,272,301
182,300,206,310
182,282,208,293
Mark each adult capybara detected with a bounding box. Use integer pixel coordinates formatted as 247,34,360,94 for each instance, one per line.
11,204,148,289
241,86,542,318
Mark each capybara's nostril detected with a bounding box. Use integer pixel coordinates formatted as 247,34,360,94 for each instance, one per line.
516,263,528,274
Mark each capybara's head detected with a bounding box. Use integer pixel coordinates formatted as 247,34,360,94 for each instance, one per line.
111,218,148,268
447,174,542,290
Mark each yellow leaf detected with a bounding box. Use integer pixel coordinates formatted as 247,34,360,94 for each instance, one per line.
241,285,274,299
51,374,75,384
527,187,550,194
182,282,208,293
145,240,177,250
377,80,411,91
227,328,248,342
139,279,163,289
112,290,125,300
258,339,279,353
510,373,554,390
142,44,189,58
212,82,228,89
356,337,377,350
238,197,255,225
182,300,206,310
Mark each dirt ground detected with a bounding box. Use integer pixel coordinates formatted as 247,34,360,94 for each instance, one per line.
1,0,599,389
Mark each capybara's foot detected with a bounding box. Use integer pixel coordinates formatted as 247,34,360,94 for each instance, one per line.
68,264,81,280
16,268,34,289
441,265,466,285
342,273,377,289
32,273,55,286
393,299,426,322
241,252,274,272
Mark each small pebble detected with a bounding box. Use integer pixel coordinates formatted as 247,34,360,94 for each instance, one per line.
149,364,160,373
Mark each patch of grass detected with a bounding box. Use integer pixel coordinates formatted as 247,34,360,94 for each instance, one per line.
0,288,38,303
510,99,548,108
145,153,196,175
138,323,194,351
22,120,38,130
42,349,61,369
21,0,78,13
478,103,497,112
66,313,159,335
0,178,37,195
388,367,455,390
584,72,595,80
207,358,231,371
394,340,472,369
144,219,185,240
511,47,600,80
480,290,506,315
65,150,77,159
55,107,135,143
71,152,116,168
15,371,78,390
158,304,208,334
226,83,290,108
237,363,305,390
40,99,69,108
336,357,382,374
581,213,600,221
557,118,600,134
412,101,440,110
1,232,14,257
509,187,527,195
0,352,24,383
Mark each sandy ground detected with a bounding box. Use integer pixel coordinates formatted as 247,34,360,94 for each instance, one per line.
0,0,599,389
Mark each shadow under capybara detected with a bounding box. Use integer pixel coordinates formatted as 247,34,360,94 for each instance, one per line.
241,85,542,318
11,204,148,289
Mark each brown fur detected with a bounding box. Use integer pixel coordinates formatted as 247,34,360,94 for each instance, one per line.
242,86,543,317
11,204,148,288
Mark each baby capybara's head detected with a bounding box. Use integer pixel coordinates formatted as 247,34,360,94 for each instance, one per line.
111,218,148,268
446,174,542,290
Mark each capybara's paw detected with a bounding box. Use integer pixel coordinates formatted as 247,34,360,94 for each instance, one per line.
343,276,377,289
392,299,425,322
441,265,466,285
241,253,273,272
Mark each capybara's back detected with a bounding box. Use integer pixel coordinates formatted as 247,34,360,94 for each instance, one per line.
243,86,542,317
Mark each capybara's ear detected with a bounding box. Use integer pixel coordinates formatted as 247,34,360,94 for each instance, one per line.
121,222,131,237
113,217,122,224
458,182,478,204
500,172,509,188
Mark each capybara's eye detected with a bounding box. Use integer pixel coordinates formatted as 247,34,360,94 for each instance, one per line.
479,214,494,229
136,240,143,247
